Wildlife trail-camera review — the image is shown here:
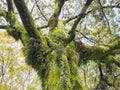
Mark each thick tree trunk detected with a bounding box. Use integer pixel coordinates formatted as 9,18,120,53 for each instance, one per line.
41,47,82,90
22,26,82,90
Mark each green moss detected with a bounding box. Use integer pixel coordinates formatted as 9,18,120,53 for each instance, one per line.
23,37,47,78
5,3,84,90
41,46,82,90
102,55,114,63
108,39,120,49
48,28,66,45
6,11,27,41
98,46,109,51
66,42,76,55
21,20,83,90
73,81,82,90
0,10,6,17
6,12,21,40
42,50,61,90
7,26,20,40
60,53,71,89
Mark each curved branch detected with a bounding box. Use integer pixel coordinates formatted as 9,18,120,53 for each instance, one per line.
63,15,77,24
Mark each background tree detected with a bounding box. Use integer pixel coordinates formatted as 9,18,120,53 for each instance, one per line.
0,0,120,90
0,31,41,90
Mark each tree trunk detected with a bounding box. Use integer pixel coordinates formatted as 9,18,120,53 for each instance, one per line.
23,28,82,90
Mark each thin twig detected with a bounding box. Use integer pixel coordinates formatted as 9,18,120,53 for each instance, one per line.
64,3,120,25
35,0,48,21
98,0,111,34
31,0,39,13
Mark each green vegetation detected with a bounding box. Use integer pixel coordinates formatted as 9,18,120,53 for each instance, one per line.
0,0,120,90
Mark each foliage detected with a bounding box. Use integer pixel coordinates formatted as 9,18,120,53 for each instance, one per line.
0,32,41,90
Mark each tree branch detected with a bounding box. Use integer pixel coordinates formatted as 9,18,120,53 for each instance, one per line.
67,0,94,44
35,0,48,22
0,25,8,29
63,15,77,24
64,2,120,25
79,31,96,44
96,63,114,89
79,38,120,62
98,0,111,34
14,0,41,39
48,0,66,30
103,3,120,8
31,0,39,13
103,55,120,68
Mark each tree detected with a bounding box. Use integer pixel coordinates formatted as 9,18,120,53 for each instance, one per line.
0,0,120,90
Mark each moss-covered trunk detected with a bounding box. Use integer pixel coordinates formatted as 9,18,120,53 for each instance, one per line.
23,37,82,90
42,48,81,90
21,22,82,89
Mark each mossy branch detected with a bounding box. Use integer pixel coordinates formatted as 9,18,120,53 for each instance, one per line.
67,0,94,44
5,0,30,45
48,0,66,30
14,0,41,39
80,39,120,62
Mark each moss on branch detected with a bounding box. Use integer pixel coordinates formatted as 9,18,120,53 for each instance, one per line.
80,39,120,62
14,0,41,39
48,0,66,30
